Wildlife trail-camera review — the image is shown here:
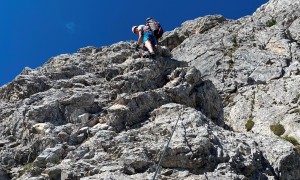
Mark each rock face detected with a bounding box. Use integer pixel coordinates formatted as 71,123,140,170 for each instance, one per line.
1,0,300,179
163,0,300,142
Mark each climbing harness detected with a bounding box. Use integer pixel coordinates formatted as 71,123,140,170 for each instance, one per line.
152,109,183,180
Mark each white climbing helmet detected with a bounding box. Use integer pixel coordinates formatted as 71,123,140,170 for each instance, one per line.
132,26,138,34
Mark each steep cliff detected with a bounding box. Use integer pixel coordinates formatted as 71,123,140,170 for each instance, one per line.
1,0,300,179
162,0,300,142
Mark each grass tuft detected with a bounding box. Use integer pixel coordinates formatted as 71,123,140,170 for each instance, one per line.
245,118,254,131
266,18,276,27
270,123,285,136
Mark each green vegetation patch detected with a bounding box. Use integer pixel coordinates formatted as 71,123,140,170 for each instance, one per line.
281,136,300,155
266,18,276,27
224,33,239,58
281,136,300,146
245,118,254,131
270,123,285,136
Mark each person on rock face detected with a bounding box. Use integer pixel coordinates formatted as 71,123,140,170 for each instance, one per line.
132,25,156,59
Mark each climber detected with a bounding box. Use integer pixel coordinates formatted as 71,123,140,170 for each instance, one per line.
132,24,156,59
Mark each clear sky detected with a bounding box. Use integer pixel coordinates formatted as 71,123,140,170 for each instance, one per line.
0,0,268,86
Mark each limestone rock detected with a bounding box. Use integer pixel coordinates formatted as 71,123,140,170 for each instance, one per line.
1,0,300,179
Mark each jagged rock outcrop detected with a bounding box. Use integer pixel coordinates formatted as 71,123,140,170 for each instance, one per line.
1,0,300,179
162,0,300,145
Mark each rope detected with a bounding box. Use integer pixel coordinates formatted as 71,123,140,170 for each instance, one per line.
152,109,183,180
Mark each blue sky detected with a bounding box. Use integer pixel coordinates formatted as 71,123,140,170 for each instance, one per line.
0,0,268,86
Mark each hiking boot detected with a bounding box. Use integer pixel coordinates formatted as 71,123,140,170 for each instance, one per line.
150,52,156,59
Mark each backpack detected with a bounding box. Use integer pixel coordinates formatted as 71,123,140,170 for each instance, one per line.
146,17,164,40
